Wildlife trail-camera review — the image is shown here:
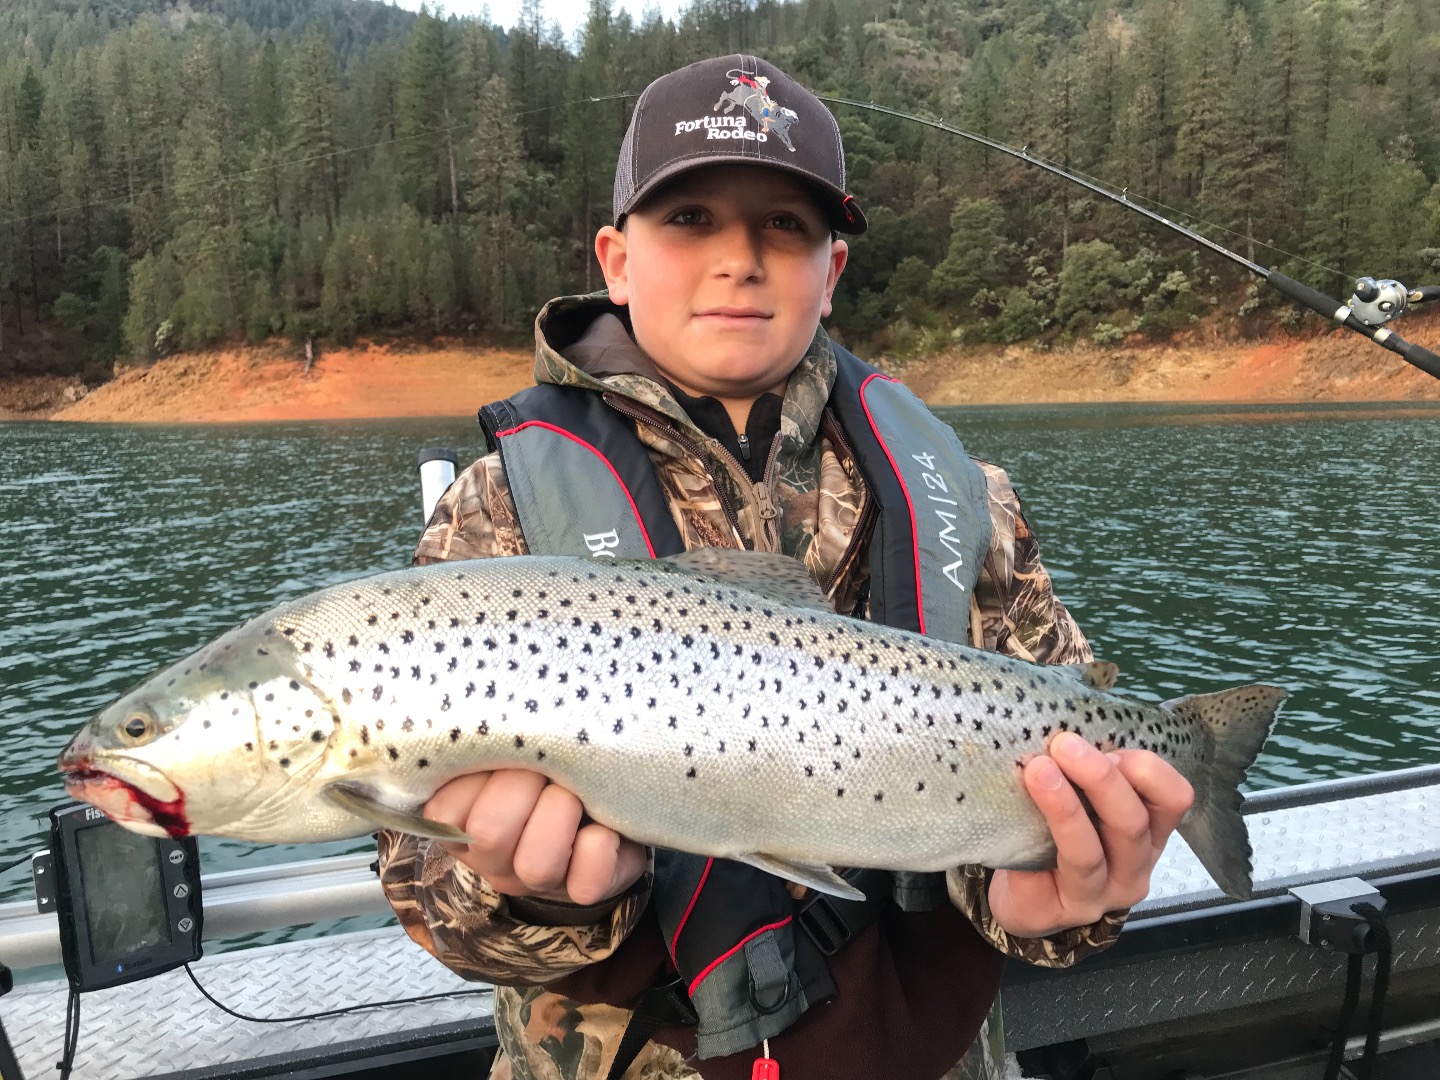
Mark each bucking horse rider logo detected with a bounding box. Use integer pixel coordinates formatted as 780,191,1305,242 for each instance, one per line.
713,69,799,152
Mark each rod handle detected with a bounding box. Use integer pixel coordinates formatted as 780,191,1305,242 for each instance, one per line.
1380,333,1440,380
1268,272,1440,381
1266,271,1352,322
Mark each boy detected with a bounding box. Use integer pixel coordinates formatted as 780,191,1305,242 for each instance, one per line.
379,55,1193,1080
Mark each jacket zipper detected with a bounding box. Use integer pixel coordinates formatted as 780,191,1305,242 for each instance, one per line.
750,435,784,552
603,394,749,547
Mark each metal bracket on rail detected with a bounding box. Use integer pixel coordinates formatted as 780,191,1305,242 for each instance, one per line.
1291,878,1393,1080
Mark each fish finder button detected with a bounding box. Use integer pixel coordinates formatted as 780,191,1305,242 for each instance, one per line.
168,849,186,865
173,883,191,899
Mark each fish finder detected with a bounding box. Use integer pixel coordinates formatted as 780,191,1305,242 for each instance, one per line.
43,803,203,993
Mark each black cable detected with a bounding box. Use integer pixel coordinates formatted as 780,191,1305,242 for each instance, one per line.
0,855,31,877
55,985,80,1080
184,963,490,1023
1354,903,1393,1080
1323,952,1364,1080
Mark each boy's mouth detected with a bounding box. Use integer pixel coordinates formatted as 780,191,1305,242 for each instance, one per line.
695,307,771,322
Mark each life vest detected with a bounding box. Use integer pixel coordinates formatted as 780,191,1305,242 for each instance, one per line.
477,344,993,1061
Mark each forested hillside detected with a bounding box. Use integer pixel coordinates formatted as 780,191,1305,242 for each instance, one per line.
1,0,1438,379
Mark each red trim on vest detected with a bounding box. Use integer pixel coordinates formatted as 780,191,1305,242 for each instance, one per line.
856,374,925,634
493,421,659,559
670,856,714,961
688,915,794,998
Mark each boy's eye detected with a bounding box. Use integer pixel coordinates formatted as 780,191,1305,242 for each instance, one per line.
766,212,806,232
666,207,707,226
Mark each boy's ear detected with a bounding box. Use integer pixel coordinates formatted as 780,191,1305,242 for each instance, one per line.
595,226,629,305
820,238,849,319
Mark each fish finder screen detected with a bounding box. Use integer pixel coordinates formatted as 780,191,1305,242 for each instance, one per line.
76,822,170,965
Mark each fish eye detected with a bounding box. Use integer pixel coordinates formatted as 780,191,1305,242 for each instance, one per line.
121,714,155,743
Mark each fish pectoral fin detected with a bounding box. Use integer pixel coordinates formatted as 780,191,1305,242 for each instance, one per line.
322,782,472,843
737,853,866,900
664,549,833,611
1058,661,1120,692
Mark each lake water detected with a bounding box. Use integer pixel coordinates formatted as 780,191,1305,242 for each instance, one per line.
2,403,1438,906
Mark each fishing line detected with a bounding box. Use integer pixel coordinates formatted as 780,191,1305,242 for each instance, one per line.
820,95,1440,381
1020,152,1349,285
183,962,491,1023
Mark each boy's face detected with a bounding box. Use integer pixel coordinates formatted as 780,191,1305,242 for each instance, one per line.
595,165,848,407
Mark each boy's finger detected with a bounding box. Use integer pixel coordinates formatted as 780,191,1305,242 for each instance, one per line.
459,769,549,877
1023,754,1106,894
425,772,493,831
569,824,647,906
1049,734,1152,888
425,772,493,857
510,783,584,896
1112,751,1195,851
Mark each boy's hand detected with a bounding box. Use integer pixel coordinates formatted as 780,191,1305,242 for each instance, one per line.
425,771,648,907
988,732,1195,939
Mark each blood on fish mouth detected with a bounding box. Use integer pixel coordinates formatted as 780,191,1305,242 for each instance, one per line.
62,764,192,838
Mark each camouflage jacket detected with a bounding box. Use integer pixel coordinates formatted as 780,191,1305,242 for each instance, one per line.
378,294,1123,1080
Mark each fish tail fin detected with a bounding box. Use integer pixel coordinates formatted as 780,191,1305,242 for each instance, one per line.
1163,684,1287,900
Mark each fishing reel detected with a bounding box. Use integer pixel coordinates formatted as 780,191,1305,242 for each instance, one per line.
1346,277,1440,328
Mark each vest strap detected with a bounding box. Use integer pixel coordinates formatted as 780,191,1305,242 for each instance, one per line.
478,386,684,560
796,867,893,955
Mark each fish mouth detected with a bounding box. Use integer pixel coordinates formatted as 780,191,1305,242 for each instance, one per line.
60,759,190,839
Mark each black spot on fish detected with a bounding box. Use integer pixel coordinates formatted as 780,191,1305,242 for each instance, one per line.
341,688,353,704
526,700,538,713
687,766,697,779
514,735,525,748
387,747,399,761
401,630,414,644
348,635,359,646
873,792,883,802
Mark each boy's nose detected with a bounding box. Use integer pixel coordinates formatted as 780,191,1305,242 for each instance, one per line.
710,223,766,281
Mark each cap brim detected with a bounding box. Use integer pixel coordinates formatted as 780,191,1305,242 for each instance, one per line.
618,155,867,235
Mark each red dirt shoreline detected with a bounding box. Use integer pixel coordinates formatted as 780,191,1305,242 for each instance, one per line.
3,320,1438,424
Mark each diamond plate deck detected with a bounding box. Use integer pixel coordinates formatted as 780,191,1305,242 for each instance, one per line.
1002,903,1440,1051
1143,778,1440,906
0,926,494,1080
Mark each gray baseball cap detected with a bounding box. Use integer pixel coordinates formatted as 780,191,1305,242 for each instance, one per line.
613,54,867,235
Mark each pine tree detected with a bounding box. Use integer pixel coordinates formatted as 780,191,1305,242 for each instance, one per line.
398,8,460,222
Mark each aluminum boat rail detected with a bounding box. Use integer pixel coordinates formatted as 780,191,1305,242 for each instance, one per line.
1,763,1438,1078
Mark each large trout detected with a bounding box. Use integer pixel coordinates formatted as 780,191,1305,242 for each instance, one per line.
60,550,1285,900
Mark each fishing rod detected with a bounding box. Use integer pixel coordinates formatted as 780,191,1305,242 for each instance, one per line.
820,96,1440,382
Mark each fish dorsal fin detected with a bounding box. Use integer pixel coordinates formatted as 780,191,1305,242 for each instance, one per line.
323,782,472,843
1058,661,1120,692
664,548,832,612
